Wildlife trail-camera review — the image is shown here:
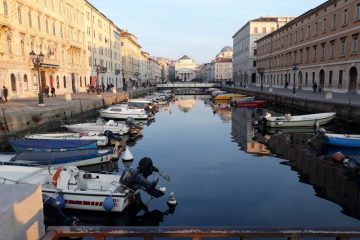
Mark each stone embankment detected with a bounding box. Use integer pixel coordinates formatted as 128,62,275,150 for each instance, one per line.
224,87,360,123
0,88,155,143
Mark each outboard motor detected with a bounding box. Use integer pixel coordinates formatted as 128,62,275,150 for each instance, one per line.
104,130,122,141
126,117,143,129
120,157,165,198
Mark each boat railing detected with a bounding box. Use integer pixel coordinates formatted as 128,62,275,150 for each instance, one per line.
42,226,360,240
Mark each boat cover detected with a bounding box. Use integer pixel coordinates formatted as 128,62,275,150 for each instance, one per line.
10,139,97,153
9,149,111,165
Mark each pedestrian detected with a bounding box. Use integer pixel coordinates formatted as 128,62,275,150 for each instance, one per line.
101,83,105,92
44,85,50,97
2,86,8,102
318,85,322,93
312,83,317,93
51,86,56,97
285,81,289,89
86,84,90,94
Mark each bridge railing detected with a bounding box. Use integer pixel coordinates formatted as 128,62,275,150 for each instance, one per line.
157,83,219,88
43,226,360,240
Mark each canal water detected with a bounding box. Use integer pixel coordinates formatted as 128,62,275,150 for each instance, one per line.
70,95,360,227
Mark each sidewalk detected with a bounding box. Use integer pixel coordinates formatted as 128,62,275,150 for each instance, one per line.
230,85,360,106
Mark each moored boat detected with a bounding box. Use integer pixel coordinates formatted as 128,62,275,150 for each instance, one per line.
322,133,360,148
100,105,152,120
214,93,246,101
62,119,130,135
262,112,336,128
9,139,97,153
25,133,109,147
234,100,265,108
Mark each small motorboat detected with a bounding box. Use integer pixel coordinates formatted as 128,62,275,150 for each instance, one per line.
234,100,265,108
9,139,97,153
3,148,115,167
0,156,166,213
319,130,360,148
62,119,130,135
25,133,109,147
261,112,336,128
214,93,246,101
100,105,152,120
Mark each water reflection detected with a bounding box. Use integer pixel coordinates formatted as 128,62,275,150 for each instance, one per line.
175,96,197,112
256,131,360,220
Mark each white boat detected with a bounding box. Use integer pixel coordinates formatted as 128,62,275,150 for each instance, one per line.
62,119,129,135
25,133,109,147
262,112,336,128
100,105,152,120
0,162,166,212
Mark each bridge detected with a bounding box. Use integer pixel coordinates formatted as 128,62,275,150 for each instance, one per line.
157,82,220,89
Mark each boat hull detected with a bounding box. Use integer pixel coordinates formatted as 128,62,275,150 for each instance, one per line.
235,100,265,108
100,111,149,120
25,134,109,147
324,134,360,148
266,113,336,128
63,125,129,135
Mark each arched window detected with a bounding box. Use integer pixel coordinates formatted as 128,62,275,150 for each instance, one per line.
56,76,59,89
45,19,49,33
28,12,32,27
23,74,28,91
37,15,41,30
10,73,16,92
3,1,8,15
84,76,87,86
7,36,11,54
80,76,82,87
63,76,66,88
17,6,22,24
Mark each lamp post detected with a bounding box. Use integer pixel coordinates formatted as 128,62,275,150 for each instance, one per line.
257,67,264,91
29,50,45,106
292,63,299,95
94,64,101,95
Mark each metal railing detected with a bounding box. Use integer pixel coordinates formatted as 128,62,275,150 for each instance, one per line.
157,83,219,88
42,226,360,240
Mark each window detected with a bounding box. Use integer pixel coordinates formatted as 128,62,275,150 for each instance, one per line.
254,27,258,34
321,43,326,59
312,72,315,84
80,76,82,87
37,15,41,30
28,12,32,27
53,23,56,35
339,70,343,86
23,74,28,91
17,6,22,24
7,37,11,54
305,72,308,85
300,28,304,41
20,40,24,56
332,14,336,29
352,34,359,54
340,37,346,56
314,22,318,35
322,18,327,32
343,9,348,25
10,73,16,91
329,70,333,86
356,4,360,21
63,76,66,88
330,40,336,58
3,1,8,15
46,19,49,33
313,45,317,61
307,25,310,38
262,27,266,33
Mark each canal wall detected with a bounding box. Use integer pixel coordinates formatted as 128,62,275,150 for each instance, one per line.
0,184,45,240
224,87,360,123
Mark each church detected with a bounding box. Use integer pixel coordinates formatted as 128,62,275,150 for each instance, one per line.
175,55,198,81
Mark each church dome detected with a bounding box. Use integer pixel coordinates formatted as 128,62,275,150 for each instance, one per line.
179,55,192,61
221,46,233,53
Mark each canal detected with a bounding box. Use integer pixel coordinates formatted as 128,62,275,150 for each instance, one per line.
70,95,360,227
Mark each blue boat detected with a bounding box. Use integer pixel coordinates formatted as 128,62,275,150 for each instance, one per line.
323,133,360,148
9,139,97,153
6,149,114,167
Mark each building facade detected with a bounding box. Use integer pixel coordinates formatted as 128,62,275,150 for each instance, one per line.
0,0,88,100
85,1,122,91
232,17,294,87
120,30,142,90
256,0,360,93
175,55,198,81
212,46,233,84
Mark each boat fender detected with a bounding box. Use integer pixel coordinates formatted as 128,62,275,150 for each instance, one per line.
52,168,63,186
167,192,177,207
55,194,65,209
103,196,114,211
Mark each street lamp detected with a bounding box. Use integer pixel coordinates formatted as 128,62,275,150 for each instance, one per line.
292,63,299,95
29,50,45,106
94,64,102,95
257,67,265,91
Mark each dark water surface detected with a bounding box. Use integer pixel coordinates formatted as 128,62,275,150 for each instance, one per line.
75,95,360,227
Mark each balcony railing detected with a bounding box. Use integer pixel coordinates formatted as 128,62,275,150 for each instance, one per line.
42,226,360,240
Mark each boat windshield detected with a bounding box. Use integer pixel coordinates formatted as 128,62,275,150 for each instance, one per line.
128,102,148,109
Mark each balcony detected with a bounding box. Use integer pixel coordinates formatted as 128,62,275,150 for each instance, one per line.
100,67,107,73
115,69,121,75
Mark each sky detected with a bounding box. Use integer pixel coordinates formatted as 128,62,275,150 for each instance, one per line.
88,0,327,64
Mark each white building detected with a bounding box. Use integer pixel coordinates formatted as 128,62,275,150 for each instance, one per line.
212,46,233,84
232,17,294,87
175,55,198,81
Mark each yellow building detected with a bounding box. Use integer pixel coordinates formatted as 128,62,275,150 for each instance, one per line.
121,30,142,90
0,0,88,100
85,1,122,91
